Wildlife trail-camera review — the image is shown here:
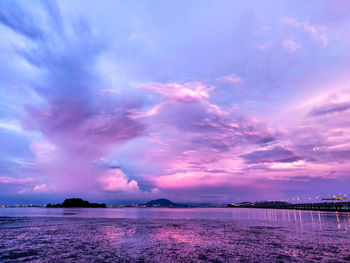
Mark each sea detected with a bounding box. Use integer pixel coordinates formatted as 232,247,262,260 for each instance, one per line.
0,207,349,262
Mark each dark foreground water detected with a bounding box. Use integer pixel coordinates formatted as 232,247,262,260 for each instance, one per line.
0,208,350,262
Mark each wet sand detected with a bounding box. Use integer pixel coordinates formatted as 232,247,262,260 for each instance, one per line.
1,216,350,262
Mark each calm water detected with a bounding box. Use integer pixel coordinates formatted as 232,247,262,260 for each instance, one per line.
1,208,350,262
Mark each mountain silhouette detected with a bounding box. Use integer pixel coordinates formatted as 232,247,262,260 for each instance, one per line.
143,198,184,207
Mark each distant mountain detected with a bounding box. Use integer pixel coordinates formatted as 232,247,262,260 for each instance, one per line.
46,198,106,208
143,198,184,207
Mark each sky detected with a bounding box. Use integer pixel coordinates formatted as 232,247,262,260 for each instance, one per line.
1,0,350,205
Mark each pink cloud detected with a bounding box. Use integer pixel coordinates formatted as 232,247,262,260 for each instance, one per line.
25,78,146,193
98,169,139,192
0,176,33,184
153,171,246,189
140,82,212,103
33,183,48,192
131,82,280,193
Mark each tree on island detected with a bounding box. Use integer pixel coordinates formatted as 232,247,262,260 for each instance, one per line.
46,198,106,208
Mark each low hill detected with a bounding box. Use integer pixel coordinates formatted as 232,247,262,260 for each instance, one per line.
46,198,106,208
143,198,184,207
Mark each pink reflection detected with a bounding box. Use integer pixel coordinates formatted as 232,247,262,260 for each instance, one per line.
154,223,202,246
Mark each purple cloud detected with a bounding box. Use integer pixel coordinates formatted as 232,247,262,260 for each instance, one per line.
241,146,301,164
0,1,147,195
309,102,350,117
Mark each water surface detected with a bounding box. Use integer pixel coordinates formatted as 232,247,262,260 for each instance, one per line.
1,208,349,262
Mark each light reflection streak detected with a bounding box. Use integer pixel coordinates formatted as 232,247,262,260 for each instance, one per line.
318,211,322,230
310,210,314,230
298,210,303,231
336,212,340,229
238,209,350,231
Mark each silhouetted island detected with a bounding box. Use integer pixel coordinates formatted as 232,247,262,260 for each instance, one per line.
46,198,106,208
142,198,185,207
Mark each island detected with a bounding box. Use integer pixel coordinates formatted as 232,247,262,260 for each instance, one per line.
46,198,106,208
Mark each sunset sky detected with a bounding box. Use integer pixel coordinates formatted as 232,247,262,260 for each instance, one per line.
1,0,350,204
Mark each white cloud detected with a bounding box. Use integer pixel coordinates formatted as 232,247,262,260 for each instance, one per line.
257,43,273,50
0,119,23,133
281,18,328,47
217,74,242,84
140,82,212,103
33,183,48,192
282,39,301,52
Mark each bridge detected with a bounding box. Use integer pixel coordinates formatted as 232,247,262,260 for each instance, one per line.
229,200,350,212
285,202,350,212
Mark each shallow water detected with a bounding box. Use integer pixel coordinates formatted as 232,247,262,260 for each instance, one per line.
0,208,350,262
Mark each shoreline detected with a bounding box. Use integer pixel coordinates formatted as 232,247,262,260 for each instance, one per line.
1,206,350,213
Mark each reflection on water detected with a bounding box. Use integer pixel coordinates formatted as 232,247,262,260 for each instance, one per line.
1,207,349,230
1,208,350,262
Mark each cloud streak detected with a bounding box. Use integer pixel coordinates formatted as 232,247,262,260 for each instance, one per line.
309,102,350,117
